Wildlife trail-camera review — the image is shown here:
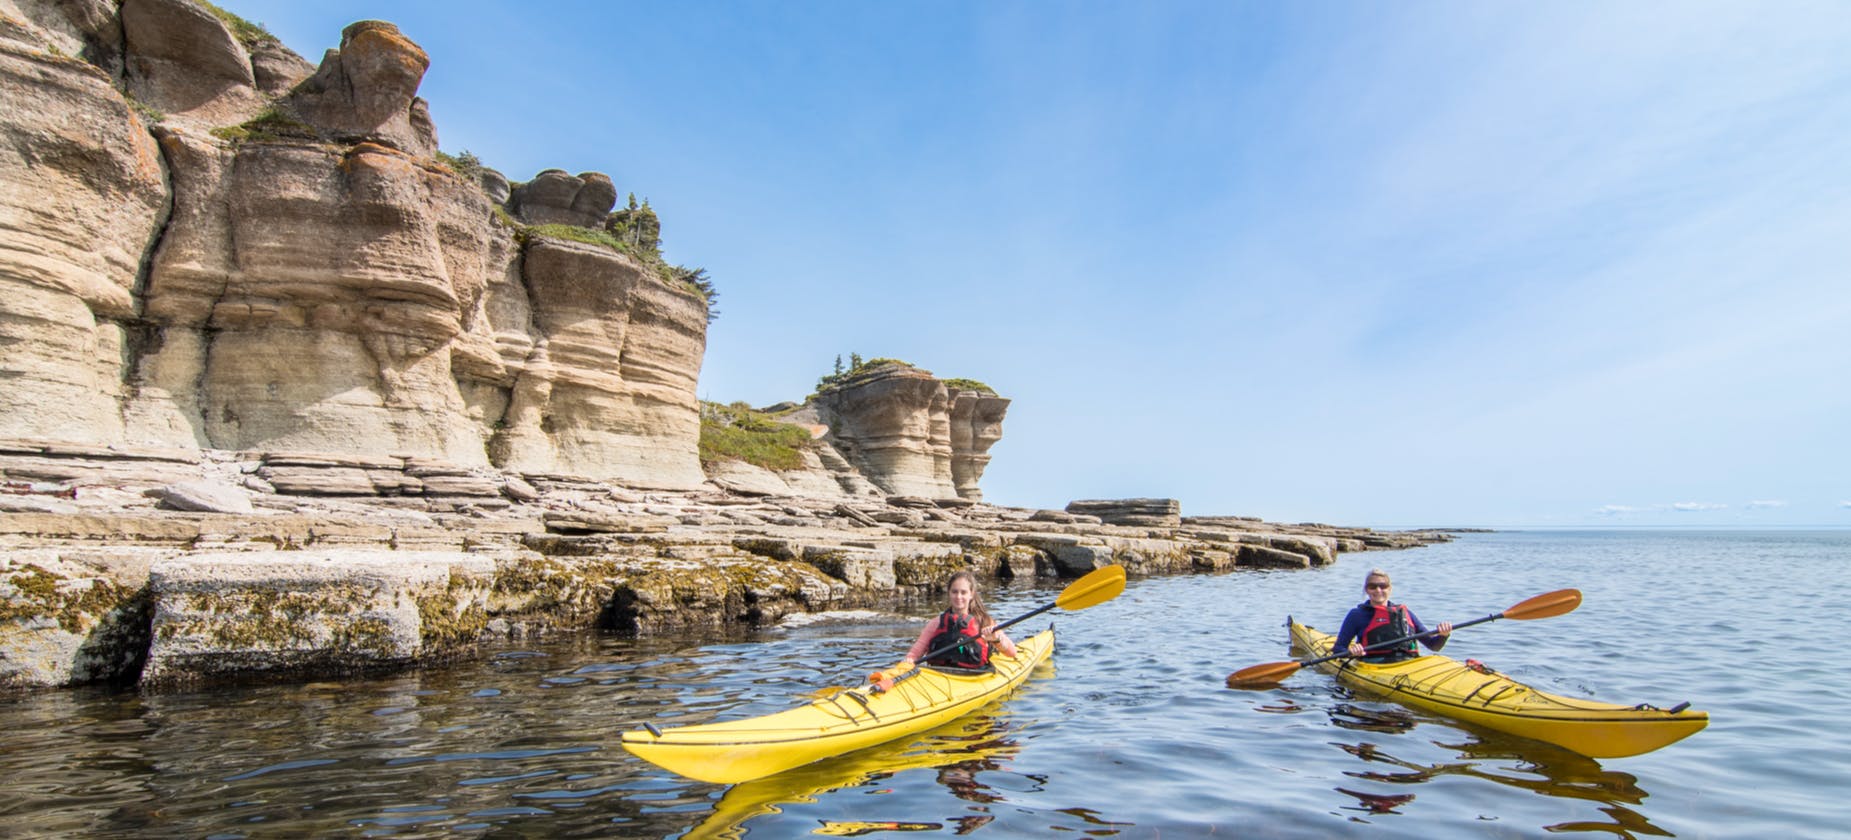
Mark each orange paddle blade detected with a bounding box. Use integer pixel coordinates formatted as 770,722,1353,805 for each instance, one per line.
1225,660,1302,690
1502,588,1581,621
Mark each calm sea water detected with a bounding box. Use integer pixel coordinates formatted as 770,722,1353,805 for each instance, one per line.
2,530,1845,838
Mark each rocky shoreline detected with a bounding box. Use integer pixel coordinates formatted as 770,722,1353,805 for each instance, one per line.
0,441,1450,692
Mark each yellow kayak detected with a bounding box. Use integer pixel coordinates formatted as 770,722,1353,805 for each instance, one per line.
1287,618,1706,758
624,629,1054,784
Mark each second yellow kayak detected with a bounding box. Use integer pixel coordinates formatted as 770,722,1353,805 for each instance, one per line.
1288,618,1706,758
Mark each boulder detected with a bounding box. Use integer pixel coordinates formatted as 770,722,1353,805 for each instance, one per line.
1237,544,1312,569
249,39,315,96
282,20,436,155
1049,544,1116,576
608,557,846,632
156,480,254,514
141,550,495,687
707,460,790,497
511,170,616,228
120,0,264,126
499,475,541,503
802,545,896,590
0,550,158,687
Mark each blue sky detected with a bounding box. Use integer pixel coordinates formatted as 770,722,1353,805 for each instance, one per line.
226,1,1851,529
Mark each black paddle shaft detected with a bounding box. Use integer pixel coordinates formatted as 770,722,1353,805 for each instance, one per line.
1300,610,1503,668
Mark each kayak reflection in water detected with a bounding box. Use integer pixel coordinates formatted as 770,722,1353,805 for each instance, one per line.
1334,568,1453,663
902,571,1018,670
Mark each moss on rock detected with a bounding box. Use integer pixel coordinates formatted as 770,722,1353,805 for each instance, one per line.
1,563,138,634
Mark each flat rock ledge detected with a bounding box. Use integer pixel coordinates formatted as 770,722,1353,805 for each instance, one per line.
1,443,1453,690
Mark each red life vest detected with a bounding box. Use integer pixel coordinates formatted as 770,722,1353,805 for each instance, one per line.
925,610,990,669
1360,602,1417,661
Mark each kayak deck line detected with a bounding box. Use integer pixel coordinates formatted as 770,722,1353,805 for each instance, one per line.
1289,619,1706,758
1344,656,1699,723
622,628,1055,783
629,675,1029,748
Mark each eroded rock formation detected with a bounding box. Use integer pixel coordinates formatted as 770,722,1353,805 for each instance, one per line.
0,13,164,454
810,364,1009,501
0,4,709,490
949,388,1009,501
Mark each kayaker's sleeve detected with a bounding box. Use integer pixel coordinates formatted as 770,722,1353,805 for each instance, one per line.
903,617,939,663
1407,610,1447,652
990,627,1017,659
1333,605,1369,653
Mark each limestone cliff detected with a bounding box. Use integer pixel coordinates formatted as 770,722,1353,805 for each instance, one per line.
810,363,1008,501
0,4,710,490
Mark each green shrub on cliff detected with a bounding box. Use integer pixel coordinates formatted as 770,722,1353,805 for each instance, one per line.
942,378,994,394
435,149,484,182
521,223,629,252
210,106,316,143
659,265,719,323
699,401,811,471
516,195,718,323
608,194,661,256
199,2,280,49
814,355,918,394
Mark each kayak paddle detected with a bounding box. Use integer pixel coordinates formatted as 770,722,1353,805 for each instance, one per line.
868,563,1126,691
1224,588,1582,690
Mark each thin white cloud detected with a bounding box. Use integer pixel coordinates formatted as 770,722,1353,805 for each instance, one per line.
1841,501,1851,509
1671,502,1727,512
1746,500,1788,509
1595,505,1642,516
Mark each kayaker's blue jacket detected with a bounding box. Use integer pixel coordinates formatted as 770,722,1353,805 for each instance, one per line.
1334,601,1447,663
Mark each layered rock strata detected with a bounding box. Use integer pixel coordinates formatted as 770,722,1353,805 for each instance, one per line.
810,364,1007,501
1067,498,1183,528
0,6,710,493
1,442,1451,690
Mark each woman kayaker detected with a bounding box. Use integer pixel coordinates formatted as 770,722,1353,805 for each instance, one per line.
1334,568,1452,663
901,570,1018,670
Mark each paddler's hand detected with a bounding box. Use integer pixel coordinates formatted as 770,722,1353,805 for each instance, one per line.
869,659,916,686
1436,621,1453,637
1348,641,1366,656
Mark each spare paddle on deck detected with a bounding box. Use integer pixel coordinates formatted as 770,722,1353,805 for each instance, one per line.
868,564,1126,691
1224,588,1582,690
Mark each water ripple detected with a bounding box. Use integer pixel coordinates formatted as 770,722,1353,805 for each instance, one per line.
0,532,1844,837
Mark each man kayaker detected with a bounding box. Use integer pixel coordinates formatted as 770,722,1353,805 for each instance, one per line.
901,570,1018,670
1334,569,1452,663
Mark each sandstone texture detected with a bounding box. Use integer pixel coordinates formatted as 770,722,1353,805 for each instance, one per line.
1,3,710,493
